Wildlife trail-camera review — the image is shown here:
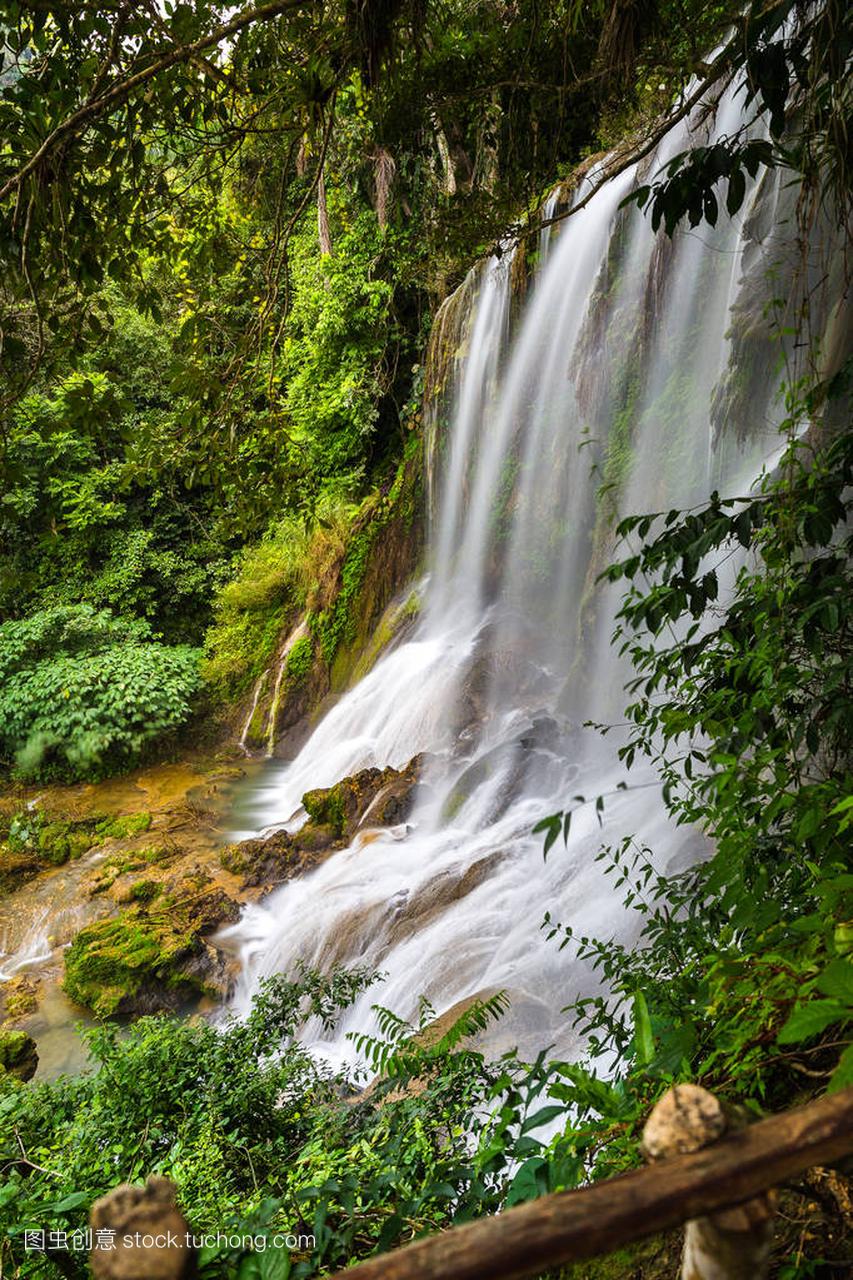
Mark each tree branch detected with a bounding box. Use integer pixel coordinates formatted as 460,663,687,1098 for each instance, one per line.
0,0,315,207
509,38,739,250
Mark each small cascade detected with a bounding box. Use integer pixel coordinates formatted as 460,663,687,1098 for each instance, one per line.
265,620,309,758
0,911,53,980
238,669,271,756
236,619,311,758
224,71,846,1065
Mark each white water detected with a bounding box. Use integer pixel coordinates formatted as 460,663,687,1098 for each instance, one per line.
223,75,829,1066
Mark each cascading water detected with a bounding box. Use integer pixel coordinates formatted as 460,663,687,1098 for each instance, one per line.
223,74,839,1067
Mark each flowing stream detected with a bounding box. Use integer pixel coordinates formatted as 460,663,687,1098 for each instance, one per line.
222,74,839,1068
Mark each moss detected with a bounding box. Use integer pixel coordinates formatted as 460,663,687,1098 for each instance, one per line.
553,1233,680,1278
95,811,152,840
2,809,154,884
0,1029,38,1080
63,910,203,1017
2,978,39,1021
36,820,98,865
314,442,424,671
350,586,422,683
89,845,176,895
219,843,250,876
314,522,378,665
284,633,313,686
303,782,346,837
302,759,423,841
1,809,153,888
127,879,161,903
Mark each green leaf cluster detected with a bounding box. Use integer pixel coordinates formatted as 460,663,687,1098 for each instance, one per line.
0,605,201,780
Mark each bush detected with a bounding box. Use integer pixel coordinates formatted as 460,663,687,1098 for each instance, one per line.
0,973,564,1280
0,605,201,781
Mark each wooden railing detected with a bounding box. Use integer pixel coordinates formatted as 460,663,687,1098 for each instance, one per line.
326,1086,853,1280
87,1086,853,1280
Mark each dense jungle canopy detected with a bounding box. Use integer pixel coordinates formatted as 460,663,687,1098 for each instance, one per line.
0,1,851,1278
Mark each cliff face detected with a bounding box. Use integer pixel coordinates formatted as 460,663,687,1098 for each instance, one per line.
237,432,424,758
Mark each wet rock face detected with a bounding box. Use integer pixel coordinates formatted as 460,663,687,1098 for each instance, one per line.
63,868,240,1018
221,755,428,894
303,755,426,838
0,845,42,895
0,1028,38,1080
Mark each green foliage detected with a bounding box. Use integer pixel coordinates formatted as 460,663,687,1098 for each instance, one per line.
0,337,231,643
0,605,201,780
622,2,852,236
278,211,401,483
537,397,853,1170
0,969,625,1279
284,634,314,687
202,505,350,700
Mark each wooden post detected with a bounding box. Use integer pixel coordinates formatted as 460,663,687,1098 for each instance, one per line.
89,1176,195,1280
642,1084,775,1279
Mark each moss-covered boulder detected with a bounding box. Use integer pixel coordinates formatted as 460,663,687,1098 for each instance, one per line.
220,826,335,891
0,1029,38,1081
63,872,239,1017
220,756,427,894
303,755,426,839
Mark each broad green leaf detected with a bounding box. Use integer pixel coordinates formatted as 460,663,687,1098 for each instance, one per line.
778,999,847,1045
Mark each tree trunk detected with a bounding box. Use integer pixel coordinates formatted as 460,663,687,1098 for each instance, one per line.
317,169,332,255
431,113,456,196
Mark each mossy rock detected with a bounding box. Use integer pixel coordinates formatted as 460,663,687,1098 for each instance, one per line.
2,809,155,894
63,877,238,1017
64,914,199,1017
125,879,161,904
88,844,178,896
2,976,39,1022
220,828,335,891
0,843,42,895
94,812,152,840
303,756,425,839
37,820,99,865
0,1029,38,1081
220,756,427,894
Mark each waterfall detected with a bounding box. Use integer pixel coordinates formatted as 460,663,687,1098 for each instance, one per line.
223,74,839,1066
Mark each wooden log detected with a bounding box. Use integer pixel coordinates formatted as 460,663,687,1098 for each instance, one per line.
328,1088,853,1280
642,1084,774,1280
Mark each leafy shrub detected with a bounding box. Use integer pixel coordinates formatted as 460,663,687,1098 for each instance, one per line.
0,605,201,781
0,973,580,1280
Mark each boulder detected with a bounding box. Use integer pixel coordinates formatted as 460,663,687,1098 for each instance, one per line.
0,1028,38,1081
90,1176,194,1280
303,754,426,838
63,869,239,1018
221,755,428,894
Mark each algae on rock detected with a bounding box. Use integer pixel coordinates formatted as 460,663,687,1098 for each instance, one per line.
0,1028,38,1080
63,872,238,1017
